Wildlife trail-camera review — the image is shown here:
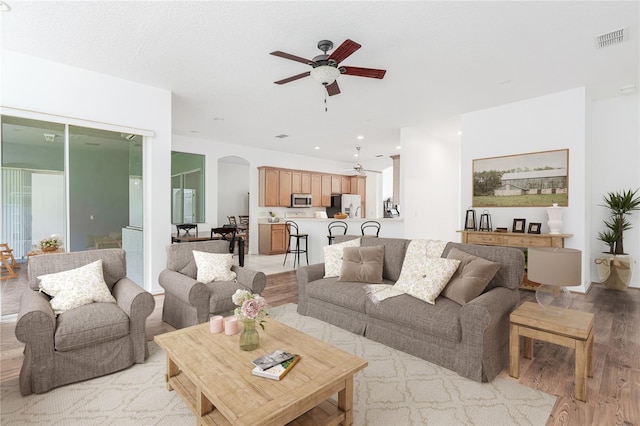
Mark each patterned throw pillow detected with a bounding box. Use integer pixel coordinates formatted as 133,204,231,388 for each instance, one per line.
192,250,237,283
38,259,116,315
323,238,361,278
394,257,461,304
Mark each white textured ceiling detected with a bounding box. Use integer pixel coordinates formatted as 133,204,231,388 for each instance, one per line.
1,1,638,170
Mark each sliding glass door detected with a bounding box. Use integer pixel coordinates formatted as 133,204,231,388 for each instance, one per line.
1,116,144,287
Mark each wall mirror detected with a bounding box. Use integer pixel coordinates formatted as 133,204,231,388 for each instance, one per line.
171,151,205,224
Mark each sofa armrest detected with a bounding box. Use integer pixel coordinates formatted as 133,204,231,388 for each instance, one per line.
232,266,266,294
296,263,325,315
15,289,56,345
158,269,208,306
460,287,520,334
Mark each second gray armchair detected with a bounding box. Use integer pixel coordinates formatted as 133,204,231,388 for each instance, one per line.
159,240,266,329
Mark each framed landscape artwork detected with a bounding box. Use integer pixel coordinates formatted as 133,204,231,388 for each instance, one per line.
472,149,569,207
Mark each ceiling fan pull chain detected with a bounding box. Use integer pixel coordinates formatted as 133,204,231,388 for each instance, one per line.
324,90,328,112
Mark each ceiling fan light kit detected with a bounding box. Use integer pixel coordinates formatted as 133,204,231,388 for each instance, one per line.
310,66,341,85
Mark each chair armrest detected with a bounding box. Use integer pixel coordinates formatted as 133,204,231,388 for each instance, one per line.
158,269,208,306
232,266,266,294
15,289,56,345
112,277,155,319
112,277,155,362
460,287,520,334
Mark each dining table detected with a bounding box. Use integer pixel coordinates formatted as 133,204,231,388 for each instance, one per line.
170,229,245,266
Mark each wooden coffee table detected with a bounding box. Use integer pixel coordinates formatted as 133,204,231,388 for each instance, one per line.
154,318,368,425
509,301,594,401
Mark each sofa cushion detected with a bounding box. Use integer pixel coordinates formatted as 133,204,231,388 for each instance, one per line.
166,240,232,278
442,248,501,305
193,250,237,283
38,259,116,315
55,302,129,351
338,246,384,283
323,238,361,278
360,238,410,281
366,293,462,342
394,257,460,304
307,277,393,313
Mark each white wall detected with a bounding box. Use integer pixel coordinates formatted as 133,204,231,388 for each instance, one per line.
589,93,640,288
1,50,172,293
400,126,460,242
217,159,250,226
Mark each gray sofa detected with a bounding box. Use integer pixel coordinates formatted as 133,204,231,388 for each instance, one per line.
159,240,266,329
16,249,155,395
296,237,524,382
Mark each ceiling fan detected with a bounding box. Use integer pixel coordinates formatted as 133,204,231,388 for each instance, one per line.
270,39,386,96
341,147,382,175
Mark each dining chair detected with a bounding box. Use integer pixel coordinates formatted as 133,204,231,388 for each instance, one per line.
211,227,237,254
173,223,198,244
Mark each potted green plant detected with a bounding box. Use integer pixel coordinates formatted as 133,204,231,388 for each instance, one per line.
595,188,640,290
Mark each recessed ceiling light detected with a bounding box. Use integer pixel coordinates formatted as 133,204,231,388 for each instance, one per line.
357,135,364,140
457,131,463,136
212,117,224,121
0,2,11,12
396,146,401,150
314,146,320,150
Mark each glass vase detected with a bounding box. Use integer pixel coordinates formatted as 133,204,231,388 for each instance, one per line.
239,319,259,351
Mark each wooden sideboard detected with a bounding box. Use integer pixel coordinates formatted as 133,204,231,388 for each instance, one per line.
457,230,573,290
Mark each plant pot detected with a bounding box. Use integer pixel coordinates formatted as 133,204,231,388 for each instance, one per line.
594,253,633,291
239,319,259,351
40,246,58,252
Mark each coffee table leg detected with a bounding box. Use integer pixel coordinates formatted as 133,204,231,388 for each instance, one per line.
338,376,354,426
166,356,179,391
575,339,588,402
509,324,520,378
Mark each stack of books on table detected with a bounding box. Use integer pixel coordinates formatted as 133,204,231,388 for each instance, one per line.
251,350,300,381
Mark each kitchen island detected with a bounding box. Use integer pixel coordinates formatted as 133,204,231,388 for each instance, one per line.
258,217,404,265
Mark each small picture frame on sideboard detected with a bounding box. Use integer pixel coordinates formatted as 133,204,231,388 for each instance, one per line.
527,222,541,234
512,218,526,233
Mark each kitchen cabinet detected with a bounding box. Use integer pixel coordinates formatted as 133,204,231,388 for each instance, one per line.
321,175,332,207
311,174,322,207
278,170,292,207
259,166,365,209
258,223,288,254
341,177,351,194
331,176,341,194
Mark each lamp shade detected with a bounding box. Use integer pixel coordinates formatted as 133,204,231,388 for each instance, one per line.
527,247,581,287
310,65,340,85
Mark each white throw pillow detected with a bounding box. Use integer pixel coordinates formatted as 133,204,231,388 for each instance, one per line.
394,257,461,304
193,250,237,283
323,238,361,278
38,259,116,315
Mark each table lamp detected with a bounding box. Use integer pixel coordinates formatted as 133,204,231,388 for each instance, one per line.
527,247,581,310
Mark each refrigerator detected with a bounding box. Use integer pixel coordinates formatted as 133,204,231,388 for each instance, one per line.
341,194,362,218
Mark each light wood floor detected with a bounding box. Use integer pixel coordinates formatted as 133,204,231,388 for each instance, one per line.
1,271,638,425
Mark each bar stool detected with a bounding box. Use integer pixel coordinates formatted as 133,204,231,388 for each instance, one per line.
361,220,381,237
327,221,348,245
283,220,309,268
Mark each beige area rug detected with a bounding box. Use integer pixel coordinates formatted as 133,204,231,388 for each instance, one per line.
1,303,556,425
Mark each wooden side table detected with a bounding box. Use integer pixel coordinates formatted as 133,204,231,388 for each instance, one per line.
509,301,594,401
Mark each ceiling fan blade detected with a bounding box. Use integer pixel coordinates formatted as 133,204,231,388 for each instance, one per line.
328,39,361,64
341,66,387,79
274,71,311,85
326,80,341,96
270,51,314,65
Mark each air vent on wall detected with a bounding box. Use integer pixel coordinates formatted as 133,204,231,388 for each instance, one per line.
274,134,289,139
595,28,628,48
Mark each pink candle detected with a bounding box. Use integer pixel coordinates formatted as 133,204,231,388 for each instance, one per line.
209,315,223,334
224,317,238,335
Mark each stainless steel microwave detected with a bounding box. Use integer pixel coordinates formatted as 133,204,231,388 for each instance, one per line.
291,193,312,208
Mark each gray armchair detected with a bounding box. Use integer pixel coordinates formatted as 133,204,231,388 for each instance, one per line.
16,249,155,395
159,240,266,329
